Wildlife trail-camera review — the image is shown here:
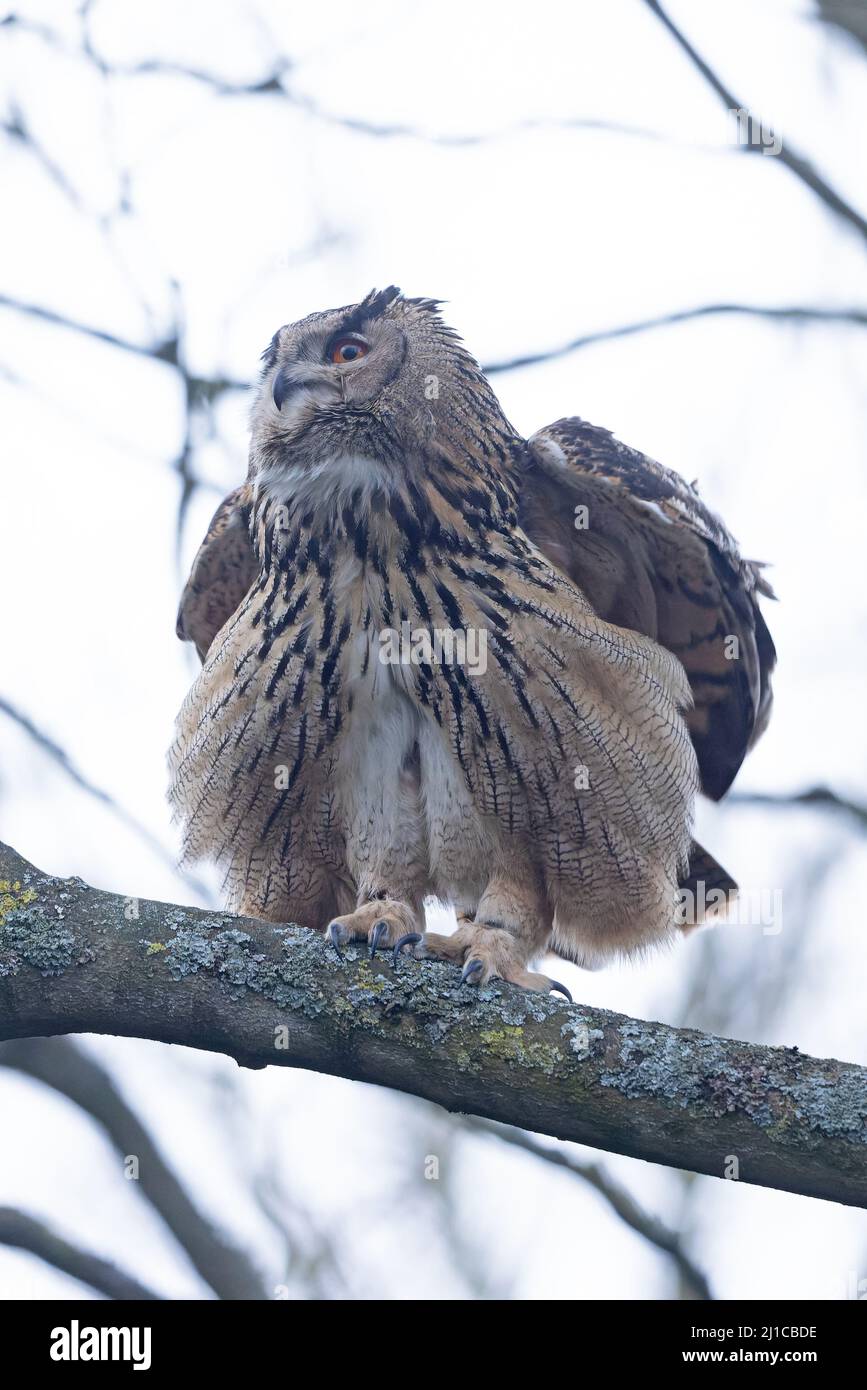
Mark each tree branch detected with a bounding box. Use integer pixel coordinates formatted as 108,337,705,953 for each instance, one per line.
0,695,214,899
0,1037,268,1301
1,839,865,1209
643,0,867,244
0,1206,160,1301
481,303,867,374
728,785,867,833
0,13,722,152
461,1118,712,1299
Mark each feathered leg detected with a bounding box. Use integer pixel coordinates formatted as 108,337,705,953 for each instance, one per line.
396,871,571,999
325,748,430,957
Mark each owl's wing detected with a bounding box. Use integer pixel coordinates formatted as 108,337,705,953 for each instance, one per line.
520,417,776,800
176,484,258,661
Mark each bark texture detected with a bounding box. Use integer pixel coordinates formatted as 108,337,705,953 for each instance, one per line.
1,839,865,1207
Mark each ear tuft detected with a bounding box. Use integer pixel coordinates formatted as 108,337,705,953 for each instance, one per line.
360,285,402,317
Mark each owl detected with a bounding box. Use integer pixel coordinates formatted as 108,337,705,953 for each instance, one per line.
169,288,775,999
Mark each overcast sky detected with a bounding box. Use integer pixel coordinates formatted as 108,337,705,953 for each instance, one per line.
1,0,866,1300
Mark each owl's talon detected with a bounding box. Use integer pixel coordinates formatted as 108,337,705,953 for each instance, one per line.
392,932,422,968
369,920,389,958
548,979,573,1003
327,922,346,960
461,958,485,983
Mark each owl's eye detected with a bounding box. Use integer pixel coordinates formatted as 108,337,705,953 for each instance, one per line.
327,335,369,365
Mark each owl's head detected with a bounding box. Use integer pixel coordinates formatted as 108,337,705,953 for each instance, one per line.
248,287,515,502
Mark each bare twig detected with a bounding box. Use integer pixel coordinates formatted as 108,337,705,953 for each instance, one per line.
0,1037,268,1301
0,1206,160,1300
462,1117,712,1300
0,695,215,900
8,288,863,390
0,292,176,363
1,106,83,208
0,292,246,394
728,785,867,832
286,93,686,148
643,0,867,244
0,13,716,152
481,303,867,374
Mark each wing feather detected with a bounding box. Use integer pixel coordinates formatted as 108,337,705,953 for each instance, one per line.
520,417,775,799
176,484,258,662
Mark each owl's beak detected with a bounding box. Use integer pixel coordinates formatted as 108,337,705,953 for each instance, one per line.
272,368,298,412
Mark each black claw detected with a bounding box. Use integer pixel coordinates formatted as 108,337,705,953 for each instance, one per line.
461,958,484,983
326,922,345,960
549,979,572,1003
369,920,388,958
392,932,422,969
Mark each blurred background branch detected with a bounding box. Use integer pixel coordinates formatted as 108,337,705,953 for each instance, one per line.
462,1118,713,1299
1,0,865,1302
0,1038,269,1300
482,303,867,374
644,0,867,242
728,785,867,832
0,1205,160,1300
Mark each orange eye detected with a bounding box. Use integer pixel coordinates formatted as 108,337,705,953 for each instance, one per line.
328,335,369,364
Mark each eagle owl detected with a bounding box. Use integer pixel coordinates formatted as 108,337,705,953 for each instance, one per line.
169,288,775,998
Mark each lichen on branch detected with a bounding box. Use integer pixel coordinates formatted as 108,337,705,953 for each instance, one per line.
1,838,865,1209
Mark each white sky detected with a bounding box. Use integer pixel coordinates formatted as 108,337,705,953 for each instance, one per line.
1,0,866,1300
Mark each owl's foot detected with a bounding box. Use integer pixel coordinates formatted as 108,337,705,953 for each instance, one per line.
393,923,571,1001
326,900,418,960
